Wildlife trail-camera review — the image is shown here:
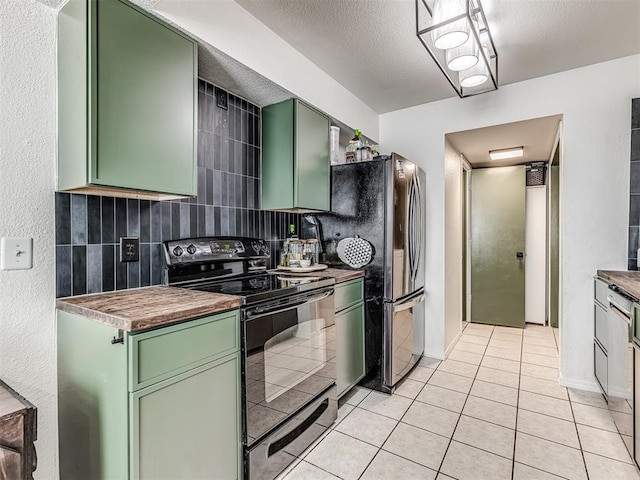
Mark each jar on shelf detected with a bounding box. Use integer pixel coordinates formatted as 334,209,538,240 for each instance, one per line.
345,129,363,163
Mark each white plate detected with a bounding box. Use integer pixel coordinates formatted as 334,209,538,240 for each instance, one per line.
277,264,329,273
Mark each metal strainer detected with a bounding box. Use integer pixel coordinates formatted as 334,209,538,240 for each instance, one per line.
336,235,373,268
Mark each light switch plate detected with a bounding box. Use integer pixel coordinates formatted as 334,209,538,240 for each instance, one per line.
0,237,33,270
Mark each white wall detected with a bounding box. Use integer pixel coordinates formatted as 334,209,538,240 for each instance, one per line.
153,0,380,142
379,55,640,389
443,138,463,357
525,186,547,325
0,1,58,478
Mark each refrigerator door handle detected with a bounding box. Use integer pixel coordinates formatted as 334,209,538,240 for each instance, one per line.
413,174,423,282
407,176,414,282
393,293,425,312
408,174,418,283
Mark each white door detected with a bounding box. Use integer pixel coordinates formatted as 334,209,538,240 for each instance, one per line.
525,186,547,324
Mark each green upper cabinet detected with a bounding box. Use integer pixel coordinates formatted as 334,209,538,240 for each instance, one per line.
262,99,330,211
58,0,197,199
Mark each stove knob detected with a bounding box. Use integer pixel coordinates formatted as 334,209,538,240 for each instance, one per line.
173,246,184,256
187,244,197,255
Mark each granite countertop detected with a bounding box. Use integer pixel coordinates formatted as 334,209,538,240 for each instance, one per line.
56,286,242,332
271,266,365,284
597,270,640,301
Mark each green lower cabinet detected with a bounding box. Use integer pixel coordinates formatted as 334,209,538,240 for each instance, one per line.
335,279,366,398
131,354,241,480
58,309,242,480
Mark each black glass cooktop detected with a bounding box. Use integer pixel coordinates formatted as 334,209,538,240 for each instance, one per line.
184,273,334,304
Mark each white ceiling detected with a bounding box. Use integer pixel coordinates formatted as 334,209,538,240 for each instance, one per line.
235,0,640,113
446,114,562,167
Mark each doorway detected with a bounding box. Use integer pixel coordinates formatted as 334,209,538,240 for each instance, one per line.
447,115,562,330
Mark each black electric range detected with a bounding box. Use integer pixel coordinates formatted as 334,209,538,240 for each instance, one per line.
164,237,338,480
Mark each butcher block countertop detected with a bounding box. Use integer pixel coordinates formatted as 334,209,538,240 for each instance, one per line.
56,286,241,332
597,270,640,301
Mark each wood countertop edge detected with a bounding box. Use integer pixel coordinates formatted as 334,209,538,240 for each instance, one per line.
56,293,242,333
596,270,640,301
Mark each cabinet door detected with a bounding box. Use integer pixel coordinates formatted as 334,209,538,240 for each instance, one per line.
94,0,196,195
594,341,608,395
336,303,365,398
295,101,330,211
130,353,241,480
634,347,640,469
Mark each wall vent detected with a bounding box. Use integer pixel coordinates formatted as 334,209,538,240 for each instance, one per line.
526,162,547,186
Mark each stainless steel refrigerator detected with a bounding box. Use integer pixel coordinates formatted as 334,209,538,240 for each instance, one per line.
309,153,426,393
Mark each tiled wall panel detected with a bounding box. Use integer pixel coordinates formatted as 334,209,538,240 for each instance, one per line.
628,98,640,270
55,79,299,297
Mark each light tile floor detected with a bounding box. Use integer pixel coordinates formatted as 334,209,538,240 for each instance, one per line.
275,323,640,480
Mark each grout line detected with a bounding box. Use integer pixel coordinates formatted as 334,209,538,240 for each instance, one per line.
568,393,591,480
511,326,523,480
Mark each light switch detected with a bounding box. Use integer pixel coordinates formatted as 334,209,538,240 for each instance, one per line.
1,237,33,270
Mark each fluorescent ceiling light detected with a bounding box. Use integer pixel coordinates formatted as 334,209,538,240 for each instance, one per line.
489,147,524,160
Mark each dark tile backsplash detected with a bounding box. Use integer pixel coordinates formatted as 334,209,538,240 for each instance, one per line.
628,98,640,270
55,79,298,298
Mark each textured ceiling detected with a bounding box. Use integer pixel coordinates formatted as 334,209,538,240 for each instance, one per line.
446,115,562,168
236,0,640,113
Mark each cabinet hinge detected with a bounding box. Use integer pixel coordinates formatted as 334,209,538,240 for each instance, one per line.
111,330,124,345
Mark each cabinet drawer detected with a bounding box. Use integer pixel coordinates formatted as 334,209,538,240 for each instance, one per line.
129,311,239,391
335,279,364,313
594,302,608,352
594,341,608,395
595,278,610,307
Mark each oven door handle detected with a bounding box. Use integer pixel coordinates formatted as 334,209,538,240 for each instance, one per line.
245,289,334,320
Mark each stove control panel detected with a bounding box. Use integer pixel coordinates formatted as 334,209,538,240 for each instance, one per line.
164,237,270,265
210,240,245,255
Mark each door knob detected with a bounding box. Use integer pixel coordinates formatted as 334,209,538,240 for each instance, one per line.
516,252,524,258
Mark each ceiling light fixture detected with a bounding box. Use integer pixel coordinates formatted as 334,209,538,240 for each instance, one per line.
416,0,498,98
489,147,524,161
431,0,469,49
446,23,479,71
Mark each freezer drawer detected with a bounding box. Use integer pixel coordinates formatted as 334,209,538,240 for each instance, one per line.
383,290,425,389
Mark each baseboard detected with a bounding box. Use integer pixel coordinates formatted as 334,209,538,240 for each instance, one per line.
558,375,601,393
444,328,465,359
607,385,632,400
423,348,445,361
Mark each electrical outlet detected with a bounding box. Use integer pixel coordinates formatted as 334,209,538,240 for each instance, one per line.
215,86,228,110
120,237,139,262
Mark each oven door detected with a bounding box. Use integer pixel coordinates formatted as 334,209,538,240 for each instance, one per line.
243,287,336,446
